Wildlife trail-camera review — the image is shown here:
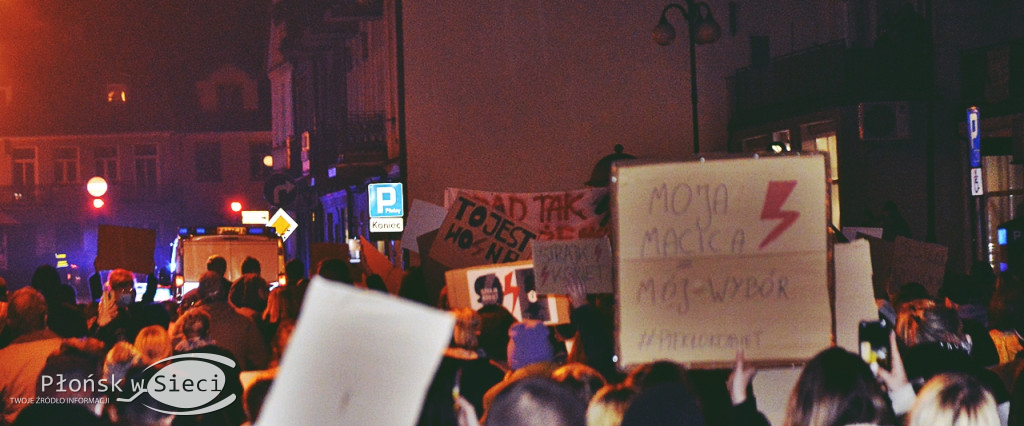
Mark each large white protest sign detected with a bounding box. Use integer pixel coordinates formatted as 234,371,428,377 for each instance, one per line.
835,239,881,353
258,277,454,425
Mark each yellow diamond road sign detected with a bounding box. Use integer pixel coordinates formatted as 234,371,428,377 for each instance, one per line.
268,209,298,241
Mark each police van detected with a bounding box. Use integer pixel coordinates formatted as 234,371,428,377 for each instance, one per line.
170,226,285,301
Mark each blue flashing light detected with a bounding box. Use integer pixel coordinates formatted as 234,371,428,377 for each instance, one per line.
247,227,265,235
999,228,1008,246
1001,262,1009,272
195,227,208,235
178,227,190,236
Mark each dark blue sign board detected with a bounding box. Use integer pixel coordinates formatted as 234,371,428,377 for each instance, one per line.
968,106,981,168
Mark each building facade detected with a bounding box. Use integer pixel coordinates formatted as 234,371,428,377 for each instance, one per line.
268,0,400,266
0,1,273,289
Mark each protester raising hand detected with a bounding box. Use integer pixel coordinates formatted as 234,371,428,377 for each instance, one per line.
565,277,588,310
727,349,757,405
876,331,915,416
727,349,770,425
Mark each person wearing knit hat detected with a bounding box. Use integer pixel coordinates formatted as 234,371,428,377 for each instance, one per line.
507,320,555,371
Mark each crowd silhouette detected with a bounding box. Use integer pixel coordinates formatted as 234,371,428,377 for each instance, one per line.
0,244,1022,426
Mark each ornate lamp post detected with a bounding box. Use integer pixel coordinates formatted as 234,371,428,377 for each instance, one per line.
653,1,722,155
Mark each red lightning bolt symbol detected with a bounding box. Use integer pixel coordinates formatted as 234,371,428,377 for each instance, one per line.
758,180,799,249
503,271,519,313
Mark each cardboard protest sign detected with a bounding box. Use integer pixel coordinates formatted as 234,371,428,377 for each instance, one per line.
96,225,156,274
400,199,447,253
445,187,611,240
429,195,539,269
258,277,454,425
861,235,894,299
445,260,571,325
890,236,948,298
360,236,403,294
842,226,882,242
614,155,831,368
532,237,614,294
834,240,881,353
417,229,449,307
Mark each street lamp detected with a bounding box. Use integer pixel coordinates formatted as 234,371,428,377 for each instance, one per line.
653,1,722,155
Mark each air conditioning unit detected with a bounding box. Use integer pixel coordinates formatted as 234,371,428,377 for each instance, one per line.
858,102,911,141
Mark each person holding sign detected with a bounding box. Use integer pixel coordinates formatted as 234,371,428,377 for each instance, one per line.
564,278,617,384
92,268,169,348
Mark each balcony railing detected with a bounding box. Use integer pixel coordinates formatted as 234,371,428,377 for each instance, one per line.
0,182,183,206
339,112,388,163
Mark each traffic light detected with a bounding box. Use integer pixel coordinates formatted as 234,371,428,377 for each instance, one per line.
87,177,108,211
230,201,243,213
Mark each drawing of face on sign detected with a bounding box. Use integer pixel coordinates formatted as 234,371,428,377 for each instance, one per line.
516,268,550,321
473,274,503,306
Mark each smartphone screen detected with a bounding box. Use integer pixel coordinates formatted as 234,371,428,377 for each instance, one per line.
859,319,891,373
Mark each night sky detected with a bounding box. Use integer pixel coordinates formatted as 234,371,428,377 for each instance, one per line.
0,0,271,134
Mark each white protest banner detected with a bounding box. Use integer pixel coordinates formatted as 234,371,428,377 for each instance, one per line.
445,260,571,325
532,237,614,294
834,239,881,353
401,199,448,253
444,187,610,240
614,155,831,368
258,276,454,426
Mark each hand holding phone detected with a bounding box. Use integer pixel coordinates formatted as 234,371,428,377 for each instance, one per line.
97,289,118,327
859,319,891,374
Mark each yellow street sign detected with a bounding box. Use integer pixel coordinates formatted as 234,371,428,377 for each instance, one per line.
268,209,298,241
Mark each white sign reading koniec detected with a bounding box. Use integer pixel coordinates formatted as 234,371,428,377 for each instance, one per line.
370,217,404,233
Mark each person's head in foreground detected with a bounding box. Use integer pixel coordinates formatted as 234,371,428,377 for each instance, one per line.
906,372,999,426
785,346,894,426
484,376,585,426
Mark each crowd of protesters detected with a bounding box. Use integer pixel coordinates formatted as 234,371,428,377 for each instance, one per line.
3,235,1024,426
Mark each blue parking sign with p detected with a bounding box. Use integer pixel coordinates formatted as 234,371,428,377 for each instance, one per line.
368,183,404,218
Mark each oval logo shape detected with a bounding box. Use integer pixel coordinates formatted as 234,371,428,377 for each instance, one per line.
147,360,225,409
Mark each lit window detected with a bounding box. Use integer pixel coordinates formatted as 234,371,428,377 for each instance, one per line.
106,84,128,104
802,132,840,228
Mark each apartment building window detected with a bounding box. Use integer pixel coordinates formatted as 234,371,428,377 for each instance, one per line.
249,142,271,181
195,142,222,183
106,84,128,104
54,147,79,184
12,147,37,194
217,84,243,112
135,144,158,187
95,147,118,181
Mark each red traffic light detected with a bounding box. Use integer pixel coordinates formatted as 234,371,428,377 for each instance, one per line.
92,198,105,209
230,201,243,212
